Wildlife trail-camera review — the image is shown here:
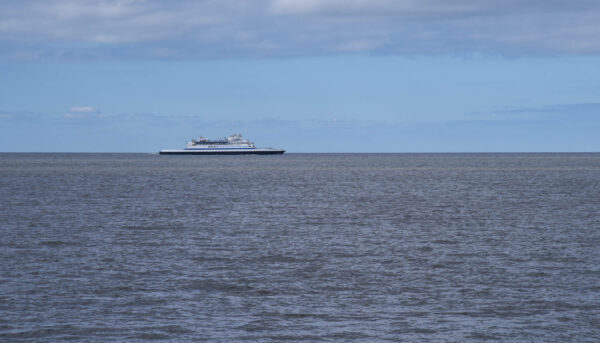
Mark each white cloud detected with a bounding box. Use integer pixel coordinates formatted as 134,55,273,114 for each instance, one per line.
2,0,600,59
64,113,84,118
69,106,97,113
269,0,479,16
65,106,99,118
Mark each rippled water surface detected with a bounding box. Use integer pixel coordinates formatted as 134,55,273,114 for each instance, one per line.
1,153,599,342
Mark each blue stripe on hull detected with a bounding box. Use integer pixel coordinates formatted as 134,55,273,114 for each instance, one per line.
184,147,256,150
159,150,285,155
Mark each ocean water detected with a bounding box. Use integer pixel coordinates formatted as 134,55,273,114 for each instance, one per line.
1,153,599,342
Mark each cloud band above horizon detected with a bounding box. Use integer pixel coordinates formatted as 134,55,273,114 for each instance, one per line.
1,0,600,60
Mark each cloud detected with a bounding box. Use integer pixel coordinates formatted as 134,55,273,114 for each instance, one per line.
2,0,600,60
69,106,97,113
65,106,99,118
269,0,481,16
0,110,45,121
488,102,600,121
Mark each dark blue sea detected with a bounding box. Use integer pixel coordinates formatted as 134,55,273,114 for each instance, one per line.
1,153,599,342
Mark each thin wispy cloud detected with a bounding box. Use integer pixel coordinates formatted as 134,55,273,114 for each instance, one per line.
69,106,97,113
486,102,600,121
2,0,600,60
0,110,45,121
64,106,99,118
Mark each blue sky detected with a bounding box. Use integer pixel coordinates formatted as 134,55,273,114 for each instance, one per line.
1,0,599,152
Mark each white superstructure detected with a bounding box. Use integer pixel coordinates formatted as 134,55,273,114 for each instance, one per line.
186,133,255,150
159,134,285,155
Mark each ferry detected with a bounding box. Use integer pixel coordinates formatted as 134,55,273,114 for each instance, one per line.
159,134,285,155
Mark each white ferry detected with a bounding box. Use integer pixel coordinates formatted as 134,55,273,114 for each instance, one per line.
159,134,285,155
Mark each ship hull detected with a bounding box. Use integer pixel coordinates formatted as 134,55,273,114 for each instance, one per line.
159,149,285,155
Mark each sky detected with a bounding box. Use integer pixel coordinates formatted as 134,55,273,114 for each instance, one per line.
1,0,599,152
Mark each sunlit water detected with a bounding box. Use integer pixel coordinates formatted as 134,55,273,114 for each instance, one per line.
1,153,599,342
